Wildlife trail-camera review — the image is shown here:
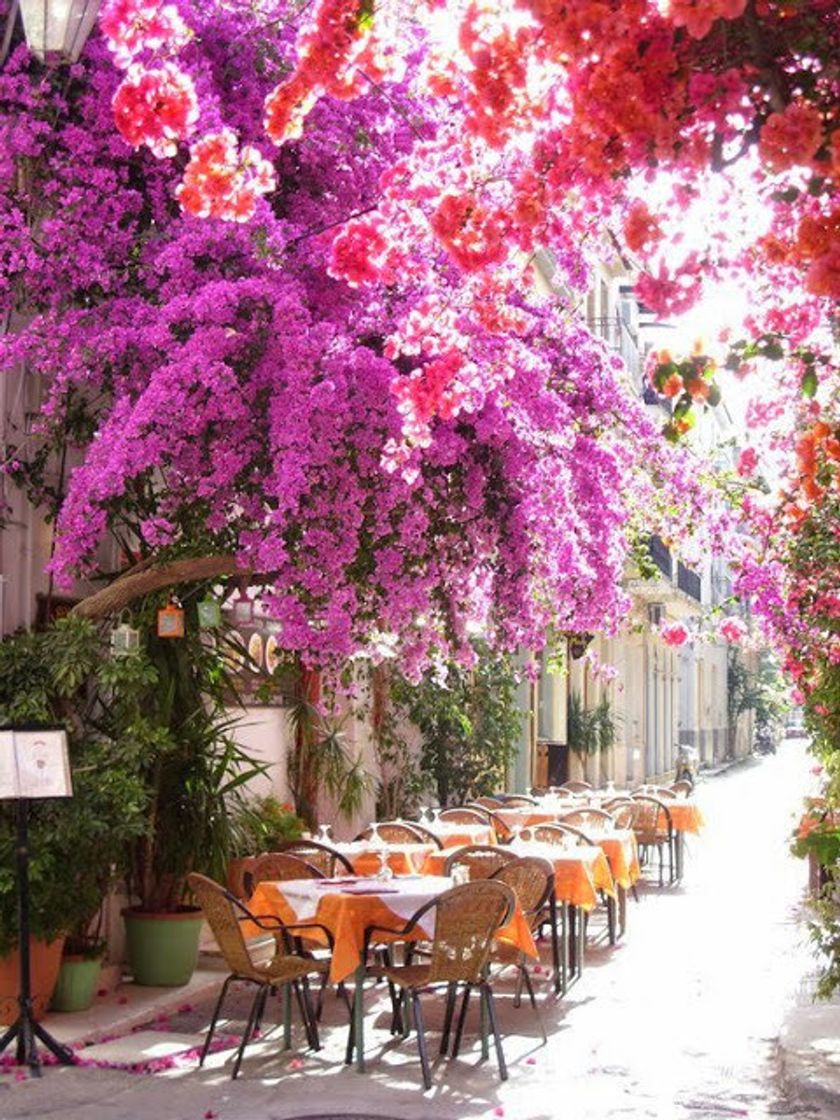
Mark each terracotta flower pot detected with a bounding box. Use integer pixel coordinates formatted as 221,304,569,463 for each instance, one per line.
0,936,65,1023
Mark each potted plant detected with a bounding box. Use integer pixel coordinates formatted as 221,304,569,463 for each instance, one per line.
0,619,146,1018
108,595,265,986
226,796,307,897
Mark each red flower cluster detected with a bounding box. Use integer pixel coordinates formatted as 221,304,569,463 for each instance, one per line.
112,63,198,158
392,351,466,428
176,130,276,222
667,0,747,41
328,218,389,287
264,0,376,146
623,200,664,256
759,103,825,174
100,0,192,68
429,193,509,272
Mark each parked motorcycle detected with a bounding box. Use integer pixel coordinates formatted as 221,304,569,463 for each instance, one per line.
675,743,699,788
755,727,777,755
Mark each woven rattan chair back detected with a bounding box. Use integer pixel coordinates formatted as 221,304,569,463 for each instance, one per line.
250,852,324,892
356,821,427,844
606,800,635,829
630,796,672,842
520,823,581,850
405,820,445,848
444,844,516,880
492,857,553,926
547,787,574,799
426,881,515,984
559,780,592,793
439,807,489,825
558,807,614,831
670,780,693,798
649,786,677,800
501,795,537,808
550,822,594,846
471,796,503,809
188,872,257,978
276,839,354,876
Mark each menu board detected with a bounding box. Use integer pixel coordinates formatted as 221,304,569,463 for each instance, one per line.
0,731,72,800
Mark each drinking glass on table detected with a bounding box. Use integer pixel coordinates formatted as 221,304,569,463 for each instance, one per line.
317,823,332,843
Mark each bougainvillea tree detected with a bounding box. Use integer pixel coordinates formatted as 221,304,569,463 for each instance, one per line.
0,2,730,679
2,0,836,685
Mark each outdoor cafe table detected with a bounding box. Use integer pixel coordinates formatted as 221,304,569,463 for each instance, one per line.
424,820,496,848
332,841,437,878
659,800,704,879
247,875,537,1071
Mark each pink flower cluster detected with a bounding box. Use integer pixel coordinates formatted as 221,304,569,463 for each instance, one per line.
111,62,198,157
100,0,191,68
176,130,275,222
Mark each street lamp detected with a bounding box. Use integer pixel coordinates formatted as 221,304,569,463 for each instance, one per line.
2,0,101,66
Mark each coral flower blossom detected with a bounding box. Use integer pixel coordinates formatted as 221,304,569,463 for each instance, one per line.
719,616,747,643
660,621,690,647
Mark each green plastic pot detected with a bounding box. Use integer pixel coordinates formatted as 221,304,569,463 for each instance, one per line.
123,908,203,986
50,954,103,1012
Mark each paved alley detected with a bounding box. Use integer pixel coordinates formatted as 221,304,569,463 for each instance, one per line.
0,740,827,1120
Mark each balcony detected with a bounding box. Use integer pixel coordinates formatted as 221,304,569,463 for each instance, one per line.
677,562,702,602
587,314,641,379
648,534,673,580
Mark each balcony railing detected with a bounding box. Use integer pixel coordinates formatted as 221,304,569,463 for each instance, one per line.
648,534,673,580
677,562,702,601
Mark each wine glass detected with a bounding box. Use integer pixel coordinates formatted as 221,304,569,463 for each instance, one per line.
369,821,381,845
377,848,394,881
317,823,332,843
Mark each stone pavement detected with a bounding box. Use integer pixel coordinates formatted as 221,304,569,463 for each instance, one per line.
0,740,835,1120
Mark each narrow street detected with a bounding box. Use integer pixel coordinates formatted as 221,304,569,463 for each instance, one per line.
1,740,827,1120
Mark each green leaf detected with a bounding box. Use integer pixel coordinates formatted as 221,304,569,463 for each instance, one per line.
802,368,818,398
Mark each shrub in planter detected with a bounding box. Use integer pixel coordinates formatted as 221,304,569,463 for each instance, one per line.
0,619,146,1014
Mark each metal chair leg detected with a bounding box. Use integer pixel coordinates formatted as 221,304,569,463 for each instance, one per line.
451,984,472,1058
231,984,263,1080
411,992,432,1091
200,974,234,1066
299,975,321,1051
439,982,457,1055
481,984,508,1082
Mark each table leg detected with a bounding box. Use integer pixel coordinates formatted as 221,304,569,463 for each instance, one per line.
548,893,563,995
617,885,627,938
674,830,684,881
479,984,489,1059
353,964,366,1072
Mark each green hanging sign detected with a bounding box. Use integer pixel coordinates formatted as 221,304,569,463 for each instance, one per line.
197,597,222,629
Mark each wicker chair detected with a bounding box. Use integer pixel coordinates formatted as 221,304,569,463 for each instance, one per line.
404,820,445,849
649,786,677,800
604,799,635,830
363,881,515,1089
629,796,675,885
558,807,615,832
501,795,537,808
439,807,490,826
670,779,693,798
491,857,554,1020
355,820,433,845
547,787,574,799
471,796,504,810
275,839,355,876
248,852,325,894
559,780,593,793
519,823,583,850
187,873,326,1079
444,844,517,880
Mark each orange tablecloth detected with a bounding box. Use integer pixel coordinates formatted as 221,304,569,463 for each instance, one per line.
509,841,615,911
495,808,559,830
427,822,496,849
663,802,704,834
248,876,536,982
592,830,640,890
334,842,437,878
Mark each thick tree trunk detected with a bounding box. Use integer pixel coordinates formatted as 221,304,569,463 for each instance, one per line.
70,555,247,619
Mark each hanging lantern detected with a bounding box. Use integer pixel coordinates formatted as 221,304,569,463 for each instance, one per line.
110,612,141,657
568,632,595,660
157,599,185,639
197,596,222,629
15,0,101,64
231,588,253,625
